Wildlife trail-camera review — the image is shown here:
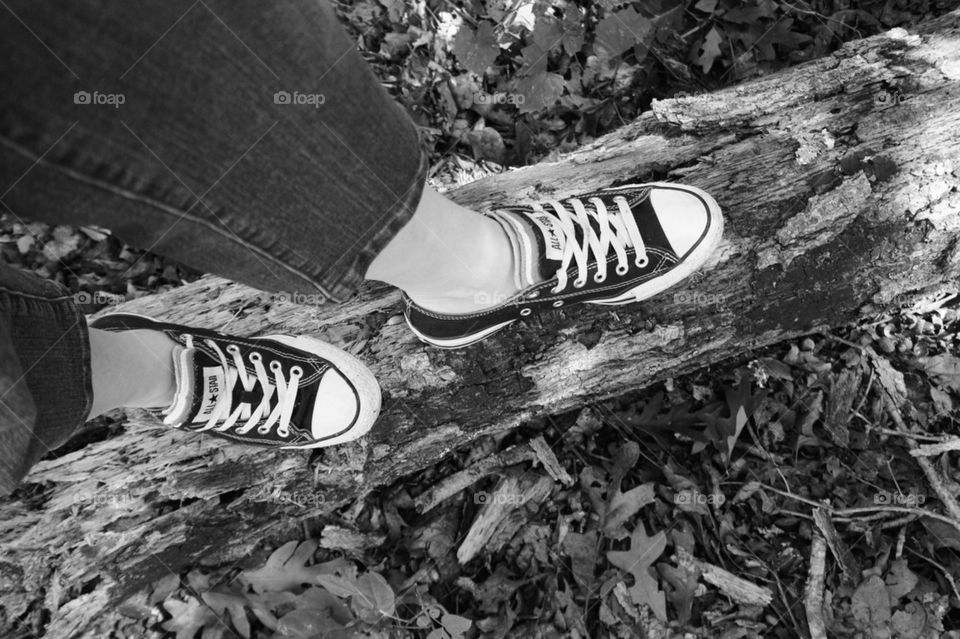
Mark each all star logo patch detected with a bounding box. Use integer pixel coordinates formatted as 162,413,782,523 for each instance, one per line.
528,212,565,260
196,367,225,420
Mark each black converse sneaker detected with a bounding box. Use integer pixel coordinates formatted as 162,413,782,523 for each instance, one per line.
88,313,380,448
403,182,723,348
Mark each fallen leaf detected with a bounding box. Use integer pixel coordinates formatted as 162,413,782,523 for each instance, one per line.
202,590,251,639
240,540,348,593
658,562,699,625
850,575,892,638
603,482,655,539
515,72,565,113
915,353,960,393
696,27,723,73
351,572,396,623
441,612,472,637
595,9,652,59
452,22,499,74
606,523,667,621
162,597,215,639
885,559,918,600
274,608,345,638
561,530,599,588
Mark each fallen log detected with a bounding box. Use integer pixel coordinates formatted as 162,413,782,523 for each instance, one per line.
2,11,960,638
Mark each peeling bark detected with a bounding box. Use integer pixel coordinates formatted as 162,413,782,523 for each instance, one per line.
3,12,960,638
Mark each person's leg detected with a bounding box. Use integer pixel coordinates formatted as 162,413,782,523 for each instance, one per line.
0,0,427,303
365,187,519,314
87,328,177,418
0,262,92,495
0,255,384,494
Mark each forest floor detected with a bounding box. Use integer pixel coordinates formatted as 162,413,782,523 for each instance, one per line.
4,0,960,638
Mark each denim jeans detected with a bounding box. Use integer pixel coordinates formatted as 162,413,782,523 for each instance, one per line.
0,0,429,494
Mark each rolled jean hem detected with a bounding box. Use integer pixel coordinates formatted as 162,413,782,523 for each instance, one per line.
0,274,93,466
318,146,430,303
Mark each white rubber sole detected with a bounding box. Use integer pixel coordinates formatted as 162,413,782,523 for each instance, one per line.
405,317,516,350
260,334,382,449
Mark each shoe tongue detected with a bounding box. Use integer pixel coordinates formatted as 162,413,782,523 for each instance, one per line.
491,208,569,287
162,346,229,426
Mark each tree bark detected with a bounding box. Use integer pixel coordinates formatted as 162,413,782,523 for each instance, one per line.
3,11,960,638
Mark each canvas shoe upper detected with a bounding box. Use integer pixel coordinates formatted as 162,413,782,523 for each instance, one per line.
403,182,723,348
89,313,381,448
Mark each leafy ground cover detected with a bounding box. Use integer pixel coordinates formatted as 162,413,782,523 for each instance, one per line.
140,294,960,638
3,0,960,637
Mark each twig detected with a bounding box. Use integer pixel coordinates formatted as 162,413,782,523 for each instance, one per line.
878,428,954,442
528,436,574,486
865,347,960,525
804,534,828,639
885,396,960,523
833,505,960,532
910,438,960,457
904,546,960,604
674,547,773,607
812,506,858,582
414,443,537,513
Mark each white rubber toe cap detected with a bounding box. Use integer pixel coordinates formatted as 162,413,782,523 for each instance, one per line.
311,370,362,441
650,186,711,258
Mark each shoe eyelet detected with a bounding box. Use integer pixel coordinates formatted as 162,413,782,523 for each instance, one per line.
226,344,240,354
257,426,271,435
290,365,304,377
270,360,282,372
635,256,650,268
249,352,262,363
616,264,629,275
520,308,532,316
527,292,539,299
552,300,564,308
594,272,606,283
550,286,563,295
573,279,586,289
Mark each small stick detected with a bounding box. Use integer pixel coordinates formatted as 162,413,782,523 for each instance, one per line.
910,439,960,457
885,396,960,523
414,443,537,513
878,428,954,442
804,534,828,639
833,506,960,533
528,436,574,486
674,547,772,607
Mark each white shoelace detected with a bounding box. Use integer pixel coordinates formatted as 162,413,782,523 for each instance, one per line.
535,195,650,293
187,336,303,438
